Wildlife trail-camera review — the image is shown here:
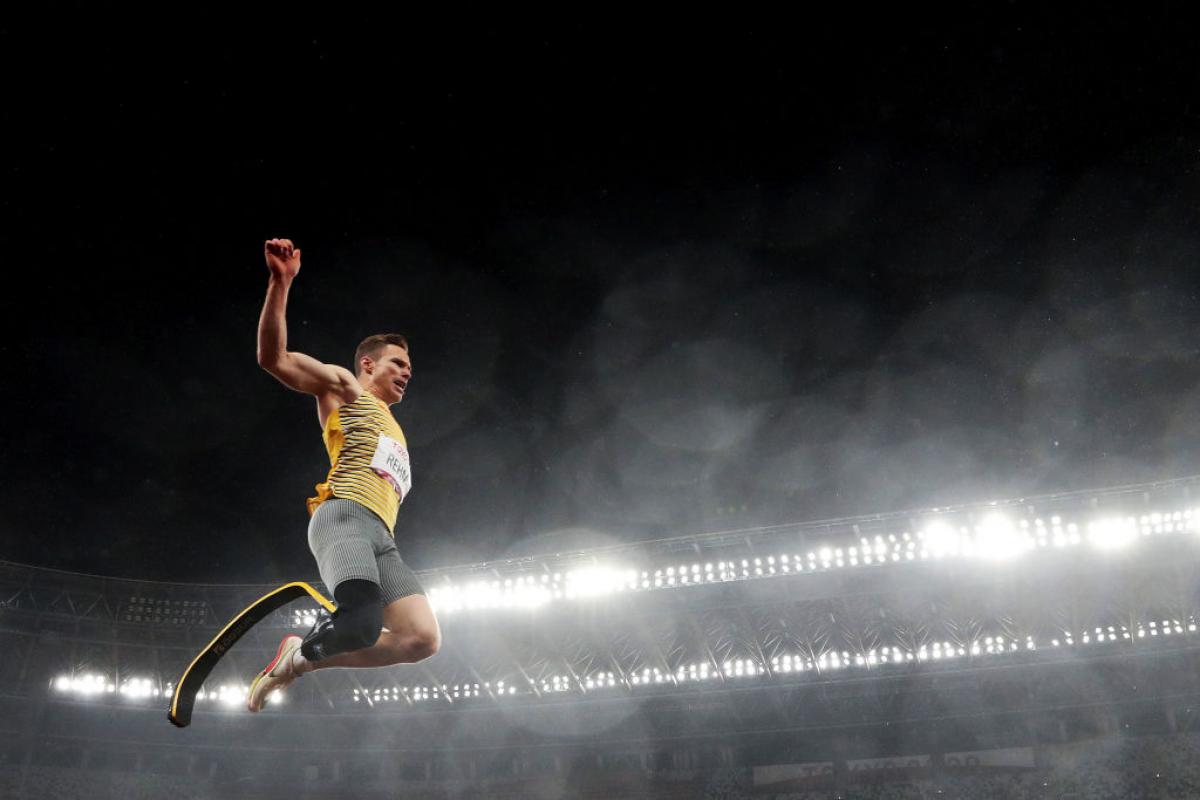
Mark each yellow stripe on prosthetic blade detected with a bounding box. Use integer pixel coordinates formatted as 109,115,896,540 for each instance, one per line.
167,581,335,728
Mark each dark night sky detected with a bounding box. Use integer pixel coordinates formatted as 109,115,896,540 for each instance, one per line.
2,10,1198,583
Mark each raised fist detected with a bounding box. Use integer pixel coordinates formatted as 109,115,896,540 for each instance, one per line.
264,238,301,280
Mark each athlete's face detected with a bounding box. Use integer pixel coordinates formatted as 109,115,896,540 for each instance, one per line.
362,344,413,405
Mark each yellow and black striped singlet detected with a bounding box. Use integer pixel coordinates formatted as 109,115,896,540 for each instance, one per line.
307,393,407,534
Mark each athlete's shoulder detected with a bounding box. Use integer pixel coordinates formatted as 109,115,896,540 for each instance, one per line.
317,376,364,428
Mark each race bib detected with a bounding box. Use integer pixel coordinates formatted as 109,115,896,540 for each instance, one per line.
370,435,412,502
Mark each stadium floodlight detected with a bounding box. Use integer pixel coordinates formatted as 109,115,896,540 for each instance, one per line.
65,673,111,695
920,520,961,558
292,608,320,628
564,566,626,599
515,584,553,609
972,513,1030,561
212,683,246,707
1088,517,1138,550
120,677,156,699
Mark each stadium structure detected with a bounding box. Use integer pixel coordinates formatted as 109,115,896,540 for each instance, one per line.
5,476,1200,798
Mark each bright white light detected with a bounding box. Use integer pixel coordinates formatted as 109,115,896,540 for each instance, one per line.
973,514,1029,561
920,520,960,558
119,677,156,699
73,674,108,695
1088,517,1137,550
292,609,319,628
566,566,628,597
214,683,246,706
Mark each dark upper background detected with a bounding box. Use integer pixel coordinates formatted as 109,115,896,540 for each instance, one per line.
1,10,1197,583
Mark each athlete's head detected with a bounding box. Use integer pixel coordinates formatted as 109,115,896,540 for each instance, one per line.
355,333,411,405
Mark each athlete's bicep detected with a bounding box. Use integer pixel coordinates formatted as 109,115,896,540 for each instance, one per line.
262,351,357,399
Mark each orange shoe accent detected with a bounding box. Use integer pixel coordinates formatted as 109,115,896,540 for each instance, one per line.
247,635,302,712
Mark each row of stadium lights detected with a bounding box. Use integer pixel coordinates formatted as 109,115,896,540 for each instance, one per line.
50,619,1196,707
121,596,208,626
352,618,1198,705
50,675,281,707
340,618,1200,705
420,509,1199,615
353,680,517,704
109,508,1196,628
50,508,1198,704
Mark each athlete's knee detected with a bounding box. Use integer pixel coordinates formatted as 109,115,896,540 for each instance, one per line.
405,623,441,661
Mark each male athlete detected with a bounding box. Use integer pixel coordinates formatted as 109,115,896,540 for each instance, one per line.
246,237,441,712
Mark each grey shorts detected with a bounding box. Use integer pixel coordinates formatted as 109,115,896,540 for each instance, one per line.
307,499,425,605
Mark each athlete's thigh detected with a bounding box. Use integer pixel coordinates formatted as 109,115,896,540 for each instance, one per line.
307,500,382,590
381,593,440,641
375,537,426,605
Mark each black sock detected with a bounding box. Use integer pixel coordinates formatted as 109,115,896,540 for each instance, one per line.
300,579,383,661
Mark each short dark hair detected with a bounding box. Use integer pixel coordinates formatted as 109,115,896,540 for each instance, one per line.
354,333,409,375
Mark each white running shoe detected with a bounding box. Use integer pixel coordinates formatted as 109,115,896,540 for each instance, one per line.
247,634,302,712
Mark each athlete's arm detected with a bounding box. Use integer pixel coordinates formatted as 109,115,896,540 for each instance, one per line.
256,238,360,404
